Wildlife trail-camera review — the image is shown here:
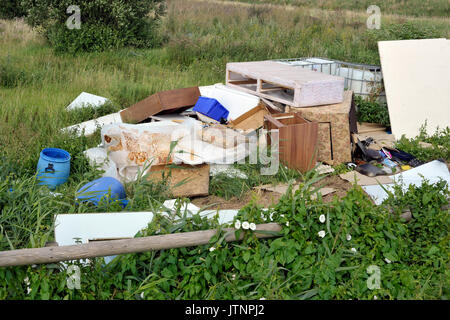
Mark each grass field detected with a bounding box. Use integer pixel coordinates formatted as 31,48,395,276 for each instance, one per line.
0,0,449,300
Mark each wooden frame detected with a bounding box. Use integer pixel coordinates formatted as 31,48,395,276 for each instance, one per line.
226,61,345,108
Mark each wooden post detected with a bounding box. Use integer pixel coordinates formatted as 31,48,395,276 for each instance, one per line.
0,223,282,268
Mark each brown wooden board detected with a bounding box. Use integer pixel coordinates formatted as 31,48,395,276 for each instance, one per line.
147,163,210,197
264,113,318,172
120,87,201,124
229,103,269,131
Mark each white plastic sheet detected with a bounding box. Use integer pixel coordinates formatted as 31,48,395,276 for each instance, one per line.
362,160,450,205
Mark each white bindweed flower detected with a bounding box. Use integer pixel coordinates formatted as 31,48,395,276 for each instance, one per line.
385,258,392,264
231,274,236,281
286,221,290,227
319,214,326,223
234,220,241,229
259,297,266,300
209,247,216,252
269,212,274,221
351,248,357,253
24,277,31,294
374,295,378,300
249,223,256,231
242,221,250,230
140,292,145,299
318,230,326,238
346,234,352,241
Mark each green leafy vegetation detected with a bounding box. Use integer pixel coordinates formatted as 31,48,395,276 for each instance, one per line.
21,0,166,53
355,96,391,127
0,0,449,300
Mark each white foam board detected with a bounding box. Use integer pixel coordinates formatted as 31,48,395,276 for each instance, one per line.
62,112,123,136
66,92,109,111
199,83,260,121
378,39,450,139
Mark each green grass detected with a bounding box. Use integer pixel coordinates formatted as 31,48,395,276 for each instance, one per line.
0,0,449,300
225,0,450,18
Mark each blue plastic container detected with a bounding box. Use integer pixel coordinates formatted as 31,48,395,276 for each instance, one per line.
193,96,229,122
76,177,128,208
36,148,71,189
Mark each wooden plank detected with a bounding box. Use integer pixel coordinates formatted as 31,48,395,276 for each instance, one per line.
229,103,269,131
120,87,200,124
147,163,210,197
0,223,282,267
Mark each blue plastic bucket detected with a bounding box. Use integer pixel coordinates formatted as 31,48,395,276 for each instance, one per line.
36,148,71,189
76,177,128,208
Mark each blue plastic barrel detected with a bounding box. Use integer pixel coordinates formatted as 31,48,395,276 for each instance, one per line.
36,148,71,189
193,97,229,122
76,177,128,208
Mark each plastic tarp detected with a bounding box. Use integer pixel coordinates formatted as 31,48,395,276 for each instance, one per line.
97,121,251,182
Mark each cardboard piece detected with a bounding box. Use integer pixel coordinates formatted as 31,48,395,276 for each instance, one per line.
120,87,201,123
147,163,210,197
378,39,450,139
255,183,335,198
66,92,109,111
264,113,319,172
226,60,345,108
292,90,356,165
339,170,393,186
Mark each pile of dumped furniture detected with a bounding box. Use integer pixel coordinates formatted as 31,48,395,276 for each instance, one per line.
3,39,448,267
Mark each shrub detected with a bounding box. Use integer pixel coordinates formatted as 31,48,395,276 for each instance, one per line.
355,95,391,127
21,0,166,53
0,0,26,19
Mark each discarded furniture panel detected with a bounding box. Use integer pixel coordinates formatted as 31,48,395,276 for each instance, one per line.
292,90,356,165
229,102,269,132
226,60,345,108
378,38,450,139
264,113,318,172
120,87,201,123
62,112,123,137
147,163,210,198
66,92,109,111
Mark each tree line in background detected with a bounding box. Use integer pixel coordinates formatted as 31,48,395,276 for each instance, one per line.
0,0,166,53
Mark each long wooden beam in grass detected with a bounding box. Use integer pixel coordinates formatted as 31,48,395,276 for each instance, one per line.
0,223,282,267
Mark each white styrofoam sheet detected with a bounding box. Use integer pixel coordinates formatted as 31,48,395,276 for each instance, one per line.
199,83,260,121
66,92,109,111
55,212,155,246
362,160,450,205
378,39,450,139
